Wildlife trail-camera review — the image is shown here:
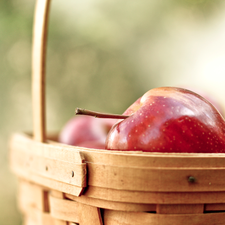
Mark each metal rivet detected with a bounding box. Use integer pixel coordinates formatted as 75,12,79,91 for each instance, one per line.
72,171,74,177
188,176,196,183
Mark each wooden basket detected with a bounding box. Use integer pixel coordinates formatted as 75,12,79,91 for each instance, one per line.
9,0,225,224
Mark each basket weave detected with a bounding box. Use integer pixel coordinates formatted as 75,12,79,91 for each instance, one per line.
10,0,225,224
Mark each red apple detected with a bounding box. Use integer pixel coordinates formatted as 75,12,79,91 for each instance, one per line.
106,87,225,153
59,115,115,149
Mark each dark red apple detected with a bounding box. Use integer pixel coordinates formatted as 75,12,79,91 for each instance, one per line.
59,115,115,149
105,87,225,153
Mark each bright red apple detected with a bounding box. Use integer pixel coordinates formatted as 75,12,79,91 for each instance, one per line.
105,87,225,153
59,115,115,149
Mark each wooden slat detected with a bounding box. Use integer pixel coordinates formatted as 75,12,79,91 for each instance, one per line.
49,194,79,223
10,133,87,196
205,203,225,212
51,191,68,225
156,204,204,214
103,210,225,225
52,139,225,168
18,179,47,213
65,193,156,212
10,133,86,164
22,205,54,225
78,203,103,225
84,186,225,204
18,180,49,221
87,163,225,192
50,193,103,225
18,172,84,197
11,147,86,187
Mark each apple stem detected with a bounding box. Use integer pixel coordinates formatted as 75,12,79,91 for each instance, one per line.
75,108,129,119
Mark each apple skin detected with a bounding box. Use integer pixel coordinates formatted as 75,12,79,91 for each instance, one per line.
106,87,225,153
182,86,224,117
59,116,115,149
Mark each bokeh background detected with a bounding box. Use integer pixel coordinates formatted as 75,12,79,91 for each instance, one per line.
2,0,225,224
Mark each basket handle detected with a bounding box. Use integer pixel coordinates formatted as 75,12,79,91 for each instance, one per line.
32,0,51,142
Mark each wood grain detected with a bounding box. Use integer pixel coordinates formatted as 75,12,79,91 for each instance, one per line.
11,147,86,187
84,185,225,204
10,134,86,196
49,193,79,223
10,133,225,193
103,210,225,225
65,193,156,212
51,191,69,225
10,133,87,193
156,204,204,214
50,193,103,224
32,0,51,142
78,203,103,225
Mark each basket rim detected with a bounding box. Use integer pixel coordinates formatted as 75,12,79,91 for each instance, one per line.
10,132,225,197
14,132,225,158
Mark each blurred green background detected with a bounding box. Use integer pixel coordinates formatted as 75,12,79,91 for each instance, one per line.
2,0,225,224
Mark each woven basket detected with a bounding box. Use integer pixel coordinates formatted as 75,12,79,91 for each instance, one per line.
10,0,225,224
